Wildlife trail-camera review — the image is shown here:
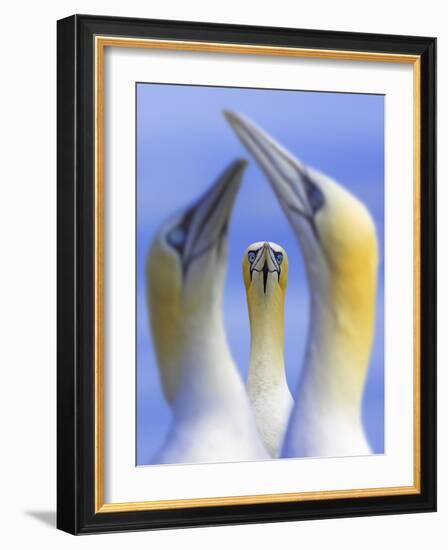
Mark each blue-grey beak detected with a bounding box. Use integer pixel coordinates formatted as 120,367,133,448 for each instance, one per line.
224,111,325,233
167,158,247,275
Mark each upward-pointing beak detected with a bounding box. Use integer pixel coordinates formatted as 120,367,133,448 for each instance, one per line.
223,111,320,228
182,159,247,268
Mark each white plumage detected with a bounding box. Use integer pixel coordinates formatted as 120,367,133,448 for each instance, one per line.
147,160,269,464
225,111,378,459
243,241,293,457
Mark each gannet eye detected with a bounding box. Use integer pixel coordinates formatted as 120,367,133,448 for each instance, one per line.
275,252,283,265
307,182,325,214
247,251,257,264
167,227,187,249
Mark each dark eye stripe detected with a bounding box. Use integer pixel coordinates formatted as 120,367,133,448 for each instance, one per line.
304,174,325,214
248,251,257,263
167,227,187,248
251,248,265,271
166,207,195,254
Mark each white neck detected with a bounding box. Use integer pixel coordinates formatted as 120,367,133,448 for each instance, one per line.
246,294,293,457
283,281,372,458
248,320,286,385
155,297,269,464
173,304,244,412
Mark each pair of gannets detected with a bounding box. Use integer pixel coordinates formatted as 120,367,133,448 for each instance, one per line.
147,111,378,463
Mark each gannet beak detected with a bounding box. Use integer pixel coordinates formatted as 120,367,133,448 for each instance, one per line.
224,111,324,236
182,159,247,271
249,242,281,293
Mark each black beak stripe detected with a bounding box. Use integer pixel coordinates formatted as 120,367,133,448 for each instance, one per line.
249,246,281,293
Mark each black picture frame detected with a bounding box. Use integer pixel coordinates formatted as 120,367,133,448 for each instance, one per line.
57,14,436,535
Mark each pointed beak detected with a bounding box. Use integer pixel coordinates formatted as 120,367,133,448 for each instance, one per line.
182,159,247,268
249,241,281,294
224,111,323,232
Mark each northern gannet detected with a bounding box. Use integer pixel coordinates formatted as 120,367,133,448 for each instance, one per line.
243,241,294,457
147,159,269,464
225,111,378,458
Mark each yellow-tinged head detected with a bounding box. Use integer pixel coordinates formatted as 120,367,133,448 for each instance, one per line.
225,111,378,383
146,159,247,403
243,241,288,302
242,241,288,358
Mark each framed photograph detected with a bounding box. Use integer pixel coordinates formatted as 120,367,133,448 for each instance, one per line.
57,14,436,534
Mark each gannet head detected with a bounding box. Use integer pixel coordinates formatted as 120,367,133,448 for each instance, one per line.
243,240,288,301
225,111,378,370
243,242,291,456
242,240,288,360
146,159,247,402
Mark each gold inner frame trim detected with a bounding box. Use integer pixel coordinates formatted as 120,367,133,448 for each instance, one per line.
94,35,421,513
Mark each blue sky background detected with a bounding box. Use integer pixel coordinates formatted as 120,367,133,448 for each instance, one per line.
136,83,384,465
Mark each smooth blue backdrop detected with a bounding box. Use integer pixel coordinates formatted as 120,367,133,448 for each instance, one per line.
136,84,384,465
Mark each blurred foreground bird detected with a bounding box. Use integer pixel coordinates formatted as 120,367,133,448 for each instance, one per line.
147,159,269,464
243,241,294,457
225,111,378,458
